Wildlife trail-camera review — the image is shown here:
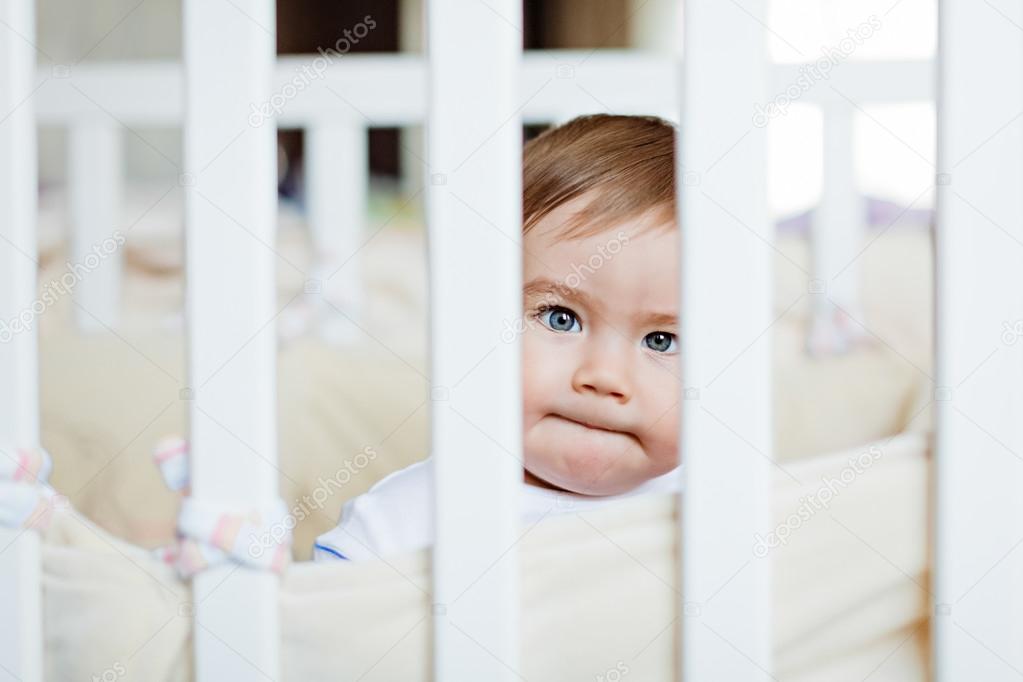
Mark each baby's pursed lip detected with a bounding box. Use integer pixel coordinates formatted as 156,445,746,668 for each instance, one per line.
552,413,625,435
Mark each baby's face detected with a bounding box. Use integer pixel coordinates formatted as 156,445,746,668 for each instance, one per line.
522,198,680,495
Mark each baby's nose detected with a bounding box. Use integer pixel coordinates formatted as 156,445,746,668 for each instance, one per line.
571,354,632,403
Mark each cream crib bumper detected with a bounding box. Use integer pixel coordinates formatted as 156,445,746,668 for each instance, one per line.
37,433,928,682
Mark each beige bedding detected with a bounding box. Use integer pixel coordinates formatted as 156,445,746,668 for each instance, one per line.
34,186,932,559
39,431,929,681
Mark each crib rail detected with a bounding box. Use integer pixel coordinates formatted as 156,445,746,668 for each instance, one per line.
678,0,773,677
0,2,43,681
426,2,522,677
933,0,1023,678
31,54,933,126
34,52,931,349
181,0,281,678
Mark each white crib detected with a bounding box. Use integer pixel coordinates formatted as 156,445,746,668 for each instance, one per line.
0,0,1020,680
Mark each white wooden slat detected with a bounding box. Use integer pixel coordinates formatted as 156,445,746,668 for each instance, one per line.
182,1,280,680
809,98,863,354
32,57,934,128
426,0,522,679
306,121,365,341
678,0,773,679
771,60,933,104
934,1,1023,679
39,60,185,125
69,121,124,331
0,1,42,680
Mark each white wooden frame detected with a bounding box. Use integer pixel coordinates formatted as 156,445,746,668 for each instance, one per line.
0,2,42,681
182,1,281,679
34,55,934,126
426,0,522,678
68,119,123,331
933,0,1023,678
678,0,773,678
305,119,366,342
13,0,1021,679
809,92,864,354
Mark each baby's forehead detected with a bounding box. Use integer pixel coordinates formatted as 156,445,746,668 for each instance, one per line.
527,217,673,252
523,225,678,302
521,195,678,297
525,194,675,244
527,226,632,255
524,216,677,267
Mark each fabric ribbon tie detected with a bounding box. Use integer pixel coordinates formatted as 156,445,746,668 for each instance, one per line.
172,498,292,576
151,436,292,577
153,435,190,492
0,446,62,530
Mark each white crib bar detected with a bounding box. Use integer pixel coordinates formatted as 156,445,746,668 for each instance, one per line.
426,0,522,678
933,0,1023,679
306,120,365,338
182,1,280,680
678,0,773,679
809,98,863,354
0,2,42,681
69,120,124,331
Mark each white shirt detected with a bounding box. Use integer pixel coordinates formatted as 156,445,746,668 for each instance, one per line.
313,458,683,561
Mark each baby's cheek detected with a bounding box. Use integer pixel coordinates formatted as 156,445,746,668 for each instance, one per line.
638,369,681,467
644,402,680,470
521,335,560,408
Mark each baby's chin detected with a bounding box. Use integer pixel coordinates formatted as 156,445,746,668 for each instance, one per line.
524,419,652,496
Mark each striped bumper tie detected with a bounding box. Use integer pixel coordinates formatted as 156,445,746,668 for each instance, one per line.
151,436,292,576
0,446,63,530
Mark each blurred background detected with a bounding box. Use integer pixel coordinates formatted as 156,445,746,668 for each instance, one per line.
28,0,934,559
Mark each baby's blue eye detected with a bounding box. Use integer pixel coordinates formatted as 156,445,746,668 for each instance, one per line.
538,306,581,333
644,331,677,353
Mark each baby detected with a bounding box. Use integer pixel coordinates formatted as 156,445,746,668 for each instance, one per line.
314,114,681,561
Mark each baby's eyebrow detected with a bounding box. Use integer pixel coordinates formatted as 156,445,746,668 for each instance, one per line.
522,277,597,307
643,311,679,328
